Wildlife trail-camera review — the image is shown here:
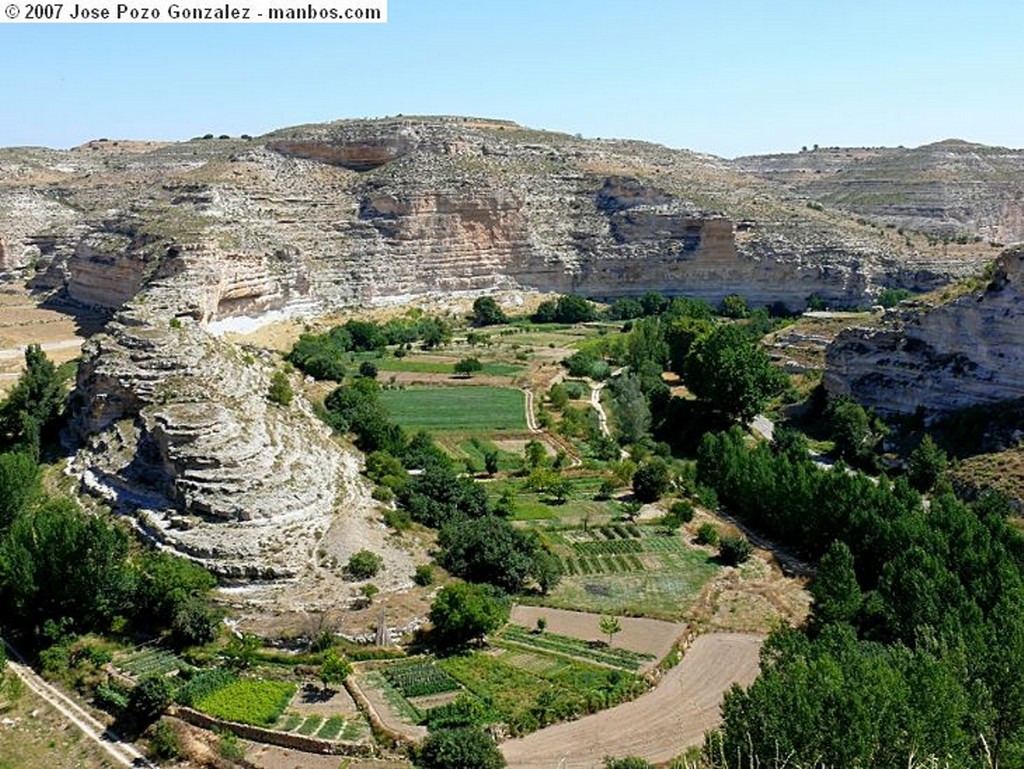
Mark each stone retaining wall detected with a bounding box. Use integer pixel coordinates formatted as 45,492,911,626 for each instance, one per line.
173,706,375,757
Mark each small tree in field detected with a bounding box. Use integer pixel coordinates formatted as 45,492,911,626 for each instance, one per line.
454,358,483,377
535,616,548,634
599,615,622,648
319,649,352,692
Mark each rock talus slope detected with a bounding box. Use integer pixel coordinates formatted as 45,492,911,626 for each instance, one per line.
825,246,1024,419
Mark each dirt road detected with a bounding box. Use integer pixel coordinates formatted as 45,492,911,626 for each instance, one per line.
501,632,763,769
3,639,154,768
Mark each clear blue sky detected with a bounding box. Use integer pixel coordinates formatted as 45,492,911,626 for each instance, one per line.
1,0,1021,157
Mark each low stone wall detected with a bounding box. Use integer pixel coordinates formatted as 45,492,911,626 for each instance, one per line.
173,706,375,757
344,675,420,749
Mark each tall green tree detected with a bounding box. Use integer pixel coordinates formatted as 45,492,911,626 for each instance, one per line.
810,540,862,630
683,325,786,422
429,583,509,648
470,296,507,327
609,374,651,444
0,452,41,530
416,727,506,769
907,434,947,492
0,344,64,454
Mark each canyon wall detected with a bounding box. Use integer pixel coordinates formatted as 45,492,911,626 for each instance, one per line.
825,246,1024,419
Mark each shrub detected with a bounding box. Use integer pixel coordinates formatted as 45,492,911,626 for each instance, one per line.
669,500,695,524
359,360,379,379
218,731,245,761
454,358,483,377
719,535,753,565
604,758,654,769
129,676,173,727
267,371,293,406
149,719,182,760
695,522,719,547
414,564,435,586
347,549,384,580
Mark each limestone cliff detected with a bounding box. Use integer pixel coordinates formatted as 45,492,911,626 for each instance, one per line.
68,250,349,578
0,117,996,316
824,246,1024,419
0,117,1005,578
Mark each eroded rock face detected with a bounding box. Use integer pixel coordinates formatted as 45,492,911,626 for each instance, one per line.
825,246,1024,419
68,252,347,578
1,117,996,316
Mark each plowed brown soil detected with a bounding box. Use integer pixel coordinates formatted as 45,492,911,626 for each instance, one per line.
501,632,763,769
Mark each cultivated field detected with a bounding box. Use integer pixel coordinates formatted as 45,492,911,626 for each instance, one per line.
508,605,684,663
501,632,764,768
380,386,527,431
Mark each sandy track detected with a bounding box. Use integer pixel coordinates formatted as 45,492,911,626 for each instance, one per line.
501,632,763,769
3,639,154,768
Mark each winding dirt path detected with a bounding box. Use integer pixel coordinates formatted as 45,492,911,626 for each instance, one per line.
2,639,155,768
501,632,763,769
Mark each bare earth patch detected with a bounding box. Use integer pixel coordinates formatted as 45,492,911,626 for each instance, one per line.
501,632,763,769
509,605,684,662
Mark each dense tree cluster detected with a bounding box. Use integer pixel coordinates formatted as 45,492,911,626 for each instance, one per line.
287,316,452,380
0,350,217,651
532,295,598,324
698,427,1024,767
470,296,508,327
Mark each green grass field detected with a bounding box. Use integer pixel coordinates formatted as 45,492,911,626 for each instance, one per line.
380,387,527,431
195,679,296,726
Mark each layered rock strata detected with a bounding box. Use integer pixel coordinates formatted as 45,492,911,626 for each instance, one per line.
68,251,347,578
825,247,1024,419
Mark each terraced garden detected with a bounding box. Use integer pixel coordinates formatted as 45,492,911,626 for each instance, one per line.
364,646,647,737
531,525,722,619
115,648,192,678
497,625,655,671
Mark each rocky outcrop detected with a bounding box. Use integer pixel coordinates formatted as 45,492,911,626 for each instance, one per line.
68,250,348,578
824,247,1024,419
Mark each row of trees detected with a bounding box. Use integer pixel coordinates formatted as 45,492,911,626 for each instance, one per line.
698,427,1024,766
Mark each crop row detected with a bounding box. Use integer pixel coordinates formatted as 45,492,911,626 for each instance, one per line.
384,662,461,698
562,554,644,575
117,649,189,677
639,534,686,553
572,538,644,556
595,524,642,540
501,626,654,670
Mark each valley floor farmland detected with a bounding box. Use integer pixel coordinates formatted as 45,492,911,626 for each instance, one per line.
379,385,527,431
501,632,763,769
